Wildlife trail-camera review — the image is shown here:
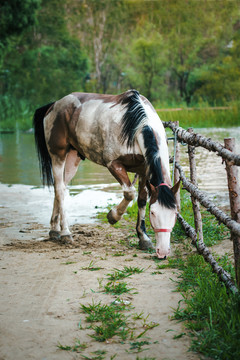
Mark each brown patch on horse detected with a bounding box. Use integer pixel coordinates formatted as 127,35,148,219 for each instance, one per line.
72,92,121,106
149,184,158,206
64,149,81,184
108,160,132,186
137,177,148,208
71,90,137,109
116,154,145,174
48,111,68,160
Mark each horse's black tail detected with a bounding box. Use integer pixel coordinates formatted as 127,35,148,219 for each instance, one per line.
33,102,55,186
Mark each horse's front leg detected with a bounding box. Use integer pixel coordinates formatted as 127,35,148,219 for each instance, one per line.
49,157,74,244
137,177,154,251
107,161,135,224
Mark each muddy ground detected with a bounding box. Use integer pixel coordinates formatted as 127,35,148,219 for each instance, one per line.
1,183,230,360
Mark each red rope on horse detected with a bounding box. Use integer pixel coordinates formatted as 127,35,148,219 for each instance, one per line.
156,183,171,188
154,228,172,233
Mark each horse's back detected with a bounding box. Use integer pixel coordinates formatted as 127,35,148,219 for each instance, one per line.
44,92,126,165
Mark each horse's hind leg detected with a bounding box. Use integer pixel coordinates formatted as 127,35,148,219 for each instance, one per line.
49,150,81,243
107,161,136,224
136,177,154,250
50,156,74,244
64,149,81,185
49,196,61,240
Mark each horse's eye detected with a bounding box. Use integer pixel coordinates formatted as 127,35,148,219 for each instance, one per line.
150,211,155,216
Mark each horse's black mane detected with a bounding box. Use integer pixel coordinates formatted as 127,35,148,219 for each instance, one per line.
120,89,176,210
142,126,176,209
120,89,147,147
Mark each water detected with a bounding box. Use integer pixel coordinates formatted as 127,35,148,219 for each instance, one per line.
0,132,116,188
0,128,239,208
0,132,123,224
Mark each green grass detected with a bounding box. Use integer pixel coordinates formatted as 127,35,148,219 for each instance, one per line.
96,188,238,359
171,252,240,359
58,187,238,359
106,266,145,281
157,101,240,128
104,281,133,295
172,191,229,246
80,301,130,342
81,261,103,271
57,339,87,352
1,95,239,132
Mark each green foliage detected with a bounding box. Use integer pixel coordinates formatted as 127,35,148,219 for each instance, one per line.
0,0,89,111
0,0,41,42
81,261,103,272
97,187,238,359
1,0,240,131
57,339,87,352
158,102,240,128
4,41,88,106
0,95,32,131
104,281,133,295
106,266,145,281
171,191,229,246
80,301,129,342
172,253,240,359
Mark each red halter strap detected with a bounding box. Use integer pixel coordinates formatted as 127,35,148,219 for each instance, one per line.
156,183,171,188
154,228,172,233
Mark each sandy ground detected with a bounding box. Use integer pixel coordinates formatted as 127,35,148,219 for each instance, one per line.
0,183,213,360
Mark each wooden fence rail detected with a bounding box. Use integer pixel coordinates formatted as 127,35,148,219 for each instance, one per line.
164,121,240,292
175,161,240,237
163,121,240,166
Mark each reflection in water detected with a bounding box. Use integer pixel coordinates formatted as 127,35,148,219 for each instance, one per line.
0,132,117,187
0,128,239,206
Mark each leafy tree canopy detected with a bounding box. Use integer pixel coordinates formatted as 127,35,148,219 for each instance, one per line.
0,0,240,106
0,0,41,42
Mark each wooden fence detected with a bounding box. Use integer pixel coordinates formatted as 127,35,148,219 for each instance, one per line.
163,121,240,293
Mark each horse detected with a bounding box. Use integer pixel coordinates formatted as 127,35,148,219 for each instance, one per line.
33,89,179,259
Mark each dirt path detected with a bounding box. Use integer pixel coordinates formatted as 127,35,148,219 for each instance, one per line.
0,184,201,360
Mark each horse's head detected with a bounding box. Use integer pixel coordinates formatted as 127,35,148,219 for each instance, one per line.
149,181,180,259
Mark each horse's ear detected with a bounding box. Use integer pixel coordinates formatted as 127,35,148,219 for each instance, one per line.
171,180,181,195
149,183,156,195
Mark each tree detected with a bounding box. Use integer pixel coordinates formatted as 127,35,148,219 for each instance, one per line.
0,0,41,42
144,0,240,104
66,0,129,93
1,0,89,105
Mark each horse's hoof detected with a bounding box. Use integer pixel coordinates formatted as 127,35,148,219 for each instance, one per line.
49,230,61,241
139,240,154,251
61,234,75,245
107,210,118,225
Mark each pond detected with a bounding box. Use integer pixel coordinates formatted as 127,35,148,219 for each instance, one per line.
0,127,239,214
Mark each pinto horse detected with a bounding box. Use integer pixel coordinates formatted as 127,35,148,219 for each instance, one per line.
33,89,179,258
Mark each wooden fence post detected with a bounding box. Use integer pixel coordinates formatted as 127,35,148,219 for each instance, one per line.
187,128,203,243
224,138,240,288
174,121,181,212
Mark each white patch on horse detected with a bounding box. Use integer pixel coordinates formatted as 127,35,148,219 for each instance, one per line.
50,156,71,236
75,99,129,165
150,201,177,258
